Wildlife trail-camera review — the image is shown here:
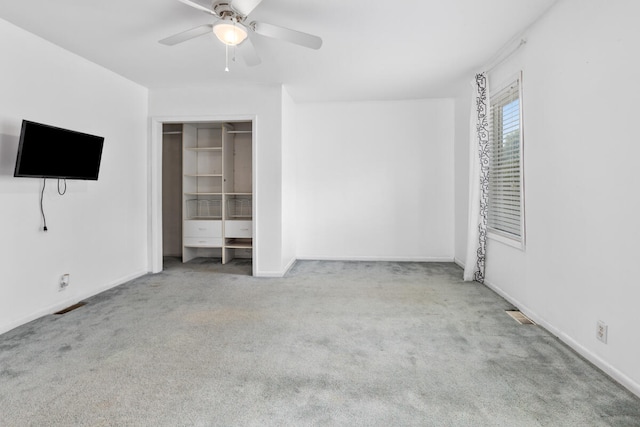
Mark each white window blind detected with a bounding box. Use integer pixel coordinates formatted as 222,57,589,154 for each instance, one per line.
488,75,524,243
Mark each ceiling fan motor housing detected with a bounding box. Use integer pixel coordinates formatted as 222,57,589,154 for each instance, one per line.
213,1,246,23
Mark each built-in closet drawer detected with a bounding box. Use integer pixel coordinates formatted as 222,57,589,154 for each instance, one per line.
183,237,223,247
225,220,252,238
184,220,222,237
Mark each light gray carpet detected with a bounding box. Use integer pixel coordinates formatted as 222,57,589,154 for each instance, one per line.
0,259,639,426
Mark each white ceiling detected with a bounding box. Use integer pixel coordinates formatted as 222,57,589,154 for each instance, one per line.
0,0,557,102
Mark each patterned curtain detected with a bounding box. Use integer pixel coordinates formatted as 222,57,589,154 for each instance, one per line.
463,73,489,283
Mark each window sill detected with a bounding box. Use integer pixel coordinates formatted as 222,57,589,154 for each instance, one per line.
487,230,525,251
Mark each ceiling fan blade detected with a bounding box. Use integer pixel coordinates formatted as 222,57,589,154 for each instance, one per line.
239,36,261,66
251,22,322,50
231,0,263,16
177,0,214,14
159,24,213,46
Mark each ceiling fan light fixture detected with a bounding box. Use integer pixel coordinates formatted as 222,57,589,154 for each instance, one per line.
213,22,248,46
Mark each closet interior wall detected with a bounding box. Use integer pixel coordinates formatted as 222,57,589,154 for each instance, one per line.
162,124,183,257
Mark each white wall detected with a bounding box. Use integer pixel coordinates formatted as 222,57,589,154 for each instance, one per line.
281,87,297,273
148,83,287,276
295,99,455,261
0,19,149,334
454,0,640,395
453,86,471,267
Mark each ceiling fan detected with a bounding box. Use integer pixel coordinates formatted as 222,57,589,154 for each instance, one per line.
159,0,323,67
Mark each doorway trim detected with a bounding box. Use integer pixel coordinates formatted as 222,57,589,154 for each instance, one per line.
148,114,257,275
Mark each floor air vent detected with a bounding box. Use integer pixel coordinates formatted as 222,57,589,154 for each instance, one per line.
54,302,86,315
506,310,536,325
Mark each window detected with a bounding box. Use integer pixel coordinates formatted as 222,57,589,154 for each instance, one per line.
488,74,525,247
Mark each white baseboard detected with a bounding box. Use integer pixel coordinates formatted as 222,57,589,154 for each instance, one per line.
295,255,455,262
75,270,148,303
483,279,640,399
257,257,297,277
454,258,465,269
0,269,148,336
282,257,297,276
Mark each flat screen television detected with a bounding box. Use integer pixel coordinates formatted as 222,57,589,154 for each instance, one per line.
14,120,104,180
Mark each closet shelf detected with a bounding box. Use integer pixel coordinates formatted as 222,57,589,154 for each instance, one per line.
181,122,252,268
225,239,252,249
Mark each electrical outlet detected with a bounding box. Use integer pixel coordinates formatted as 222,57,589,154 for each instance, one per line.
59,274,70,291
596,320,608,344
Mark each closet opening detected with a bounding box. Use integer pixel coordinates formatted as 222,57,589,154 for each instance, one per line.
158,118,255,276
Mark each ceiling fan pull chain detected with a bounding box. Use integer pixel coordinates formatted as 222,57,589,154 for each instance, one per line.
225,43,230,72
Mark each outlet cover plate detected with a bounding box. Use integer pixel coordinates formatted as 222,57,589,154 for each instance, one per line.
59,274,70,291
596,320,608,344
